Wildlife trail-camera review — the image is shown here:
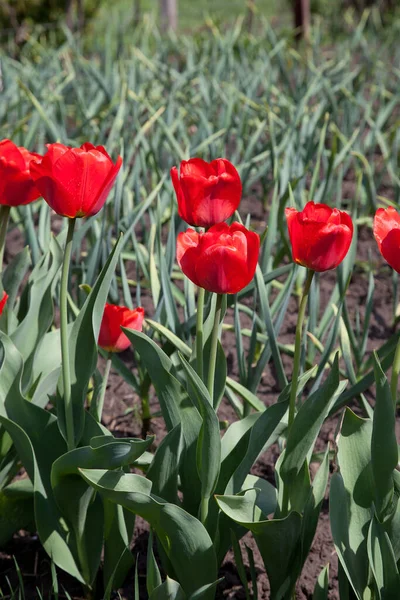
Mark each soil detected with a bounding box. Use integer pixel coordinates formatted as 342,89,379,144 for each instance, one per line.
0,201,397,599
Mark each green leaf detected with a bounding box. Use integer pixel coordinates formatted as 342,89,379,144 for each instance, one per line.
280,354,344,482
330,409,374,600
216,489,302,600
150,578,186,600
372,354,398,519
147,530,162,595
57,234,124,447
313,564,329,600
179,355,221,515
367,514,400,600
79,468,218,598
147,424,181,503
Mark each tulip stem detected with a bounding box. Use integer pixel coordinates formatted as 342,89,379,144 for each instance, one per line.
282,268,314,517
391,334,400,408
196,286,205,381
0,205,10,275
60,217,76,452
288,269,314,428
207,293,223,405
95,353,112,423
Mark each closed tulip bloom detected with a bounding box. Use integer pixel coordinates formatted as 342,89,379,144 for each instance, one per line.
177,222,260,294
30,142,122,219
373,207,400,273
0,139,42,207
0,291,8,315
285,201,353,272
98,304,145,353
171,158,242,227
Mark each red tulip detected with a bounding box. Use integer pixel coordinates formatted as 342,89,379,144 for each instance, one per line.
285,201,353,272
177,222,260,294
373,207,400,273
0,139,41,207
171,158,242,227
0,291,8,315
30,143,122,219
98,304,145,353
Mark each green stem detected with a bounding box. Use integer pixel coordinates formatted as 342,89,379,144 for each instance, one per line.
207,294,223,405
60,217,76,452
196,286,205,381
95,353,112,423
287,269,315,429
282,268,314,516
0,205,11,274
391,333,400,408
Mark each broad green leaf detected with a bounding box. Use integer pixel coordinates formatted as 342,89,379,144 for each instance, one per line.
372,355,398,519
216,489,302,600
58,234,124,447
313,564,329,600
80,468,218,598
367,514,400,599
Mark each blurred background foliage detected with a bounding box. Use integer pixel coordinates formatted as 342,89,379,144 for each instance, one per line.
0,0,399,42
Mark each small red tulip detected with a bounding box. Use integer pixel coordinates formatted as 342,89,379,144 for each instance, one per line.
373,207,400,273
177,222,260,294
0,291,8,315
285,201,353,272
30,142,122,219
98,304,145,353
0,139,42,207
171,158,242,227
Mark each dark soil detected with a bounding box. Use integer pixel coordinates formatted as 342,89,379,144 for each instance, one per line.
0,206,397,599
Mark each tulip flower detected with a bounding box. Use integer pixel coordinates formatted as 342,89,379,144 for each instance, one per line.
0,291,8,315
171,158,242,228
30,142,122,219
285,201,353,272
98,304,145,353
177,222,260,294
0,139,42,207
373,207,400,274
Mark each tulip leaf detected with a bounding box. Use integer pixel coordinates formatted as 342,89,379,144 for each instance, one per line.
225,398,289,495
147,530,162,595
313,564,329,600
11,236,62,392
2,246,31,333
147,423,181,503
371,354,398,519
0,334,83,582
179,354,221,518
57,234,124,447
367,514,400,599
300,448,330,563
123,328,203,515
150,578,186,600
103,500,135,592
280,354,344,483
330,409,374,599
216,489,302,599
121,328,182,431
79,468,218,597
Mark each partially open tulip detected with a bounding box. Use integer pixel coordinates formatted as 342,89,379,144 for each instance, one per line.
0,139,41,207
177,222,259,294
171,158,242,227
30,142,122,219
285,201,353,272
0,291,8,315
98,304,145,353
373,207,400,273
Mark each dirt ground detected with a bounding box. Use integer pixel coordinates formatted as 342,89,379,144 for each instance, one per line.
0,200,397,599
